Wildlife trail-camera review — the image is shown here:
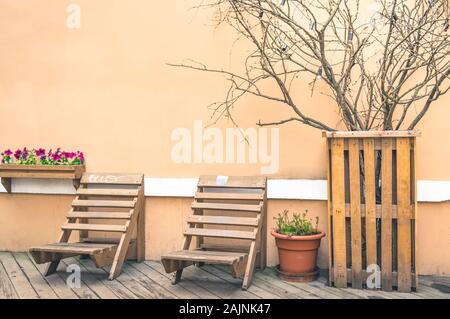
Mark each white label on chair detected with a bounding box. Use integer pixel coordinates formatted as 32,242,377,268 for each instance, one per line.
216,175,228,186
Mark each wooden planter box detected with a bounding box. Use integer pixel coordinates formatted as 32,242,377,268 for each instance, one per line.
324,131,419,292
0,164,85,192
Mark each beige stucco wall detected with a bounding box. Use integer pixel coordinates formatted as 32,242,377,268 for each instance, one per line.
0,1,449,275
0,195,449,275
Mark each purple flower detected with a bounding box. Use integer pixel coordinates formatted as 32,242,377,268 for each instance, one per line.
3,149,13,156
36,148,46,157
14,149,22,160
51,153,61,162
77,151,85,163
62,151,75,159
22,147,29,160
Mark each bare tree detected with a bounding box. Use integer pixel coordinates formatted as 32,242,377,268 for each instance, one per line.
171,0,449,131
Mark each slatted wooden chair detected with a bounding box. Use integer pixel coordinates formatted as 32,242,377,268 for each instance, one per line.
30,173,145,280
161,175,267,290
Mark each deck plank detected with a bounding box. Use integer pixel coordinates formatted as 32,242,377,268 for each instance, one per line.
103,265,161,299
202,265,281,299
0,253,446,299
62,258,119,299
261,268,344,299
28,253,79,299
13,253,58,299
181,266,258,299
0,252,38,299
0,260,18,299
315,275,389,299
214,265,312,299
420,275,450,292
128,262,200,299
52,261,99,299
415,283,450,299
77,258,138,299
253,272,320,299
146,261,220,299
122,263,176,299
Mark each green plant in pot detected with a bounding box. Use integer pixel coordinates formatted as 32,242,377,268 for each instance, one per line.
271,210,325,282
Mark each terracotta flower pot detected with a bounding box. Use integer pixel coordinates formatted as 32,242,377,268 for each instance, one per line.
271,230,326,275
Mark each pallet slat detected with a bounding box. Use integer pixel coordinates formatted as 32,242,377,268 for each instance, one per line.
396,137,412,292
349,139,363,288
381,137,393,291
363,139,377,268
330,138,347,288
330,203,414,219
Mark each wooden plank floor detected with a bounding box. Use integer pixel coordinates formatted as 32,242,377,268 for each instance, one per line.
0,252,448,299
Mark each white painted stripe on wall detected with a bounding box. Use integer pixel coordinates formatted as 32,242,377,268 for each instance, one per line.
417,180,450,203
267,179,328,200
0,178,76,195
1,177,450,202
144,178,198,197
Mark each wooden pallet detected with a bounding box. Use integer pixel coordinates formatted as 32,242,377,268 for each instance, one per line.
324,131,419,292
161,175,267,290
30,173,145,280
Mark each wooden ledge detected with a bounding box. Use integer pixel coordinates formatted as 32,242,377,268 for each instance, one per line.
0,164,85,192
322,130,421,138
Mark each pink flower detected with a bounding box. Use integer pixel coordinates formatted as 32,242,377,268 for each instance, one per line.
51,153,61,161
22,147,29,160
2,149,13,156
62,151,75,159
14,149,22,160
36,148,46,157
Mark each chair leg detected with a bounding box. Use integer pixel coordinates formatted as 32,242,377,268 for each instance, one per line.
44,228,73,276
45,260,60,276
231,258,247,278
109,222,135,280
242,241,257,290
136,208,145,262
136,188,146,262
172,269,183,285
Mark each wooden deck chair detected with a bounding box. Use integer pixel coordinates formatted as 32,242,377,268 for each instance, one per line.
161,175,267,290
30,173,145,280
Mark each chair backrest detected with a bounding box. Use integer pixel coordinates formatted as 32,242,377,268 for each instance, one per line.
189,175,267,252
71,173,145,244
